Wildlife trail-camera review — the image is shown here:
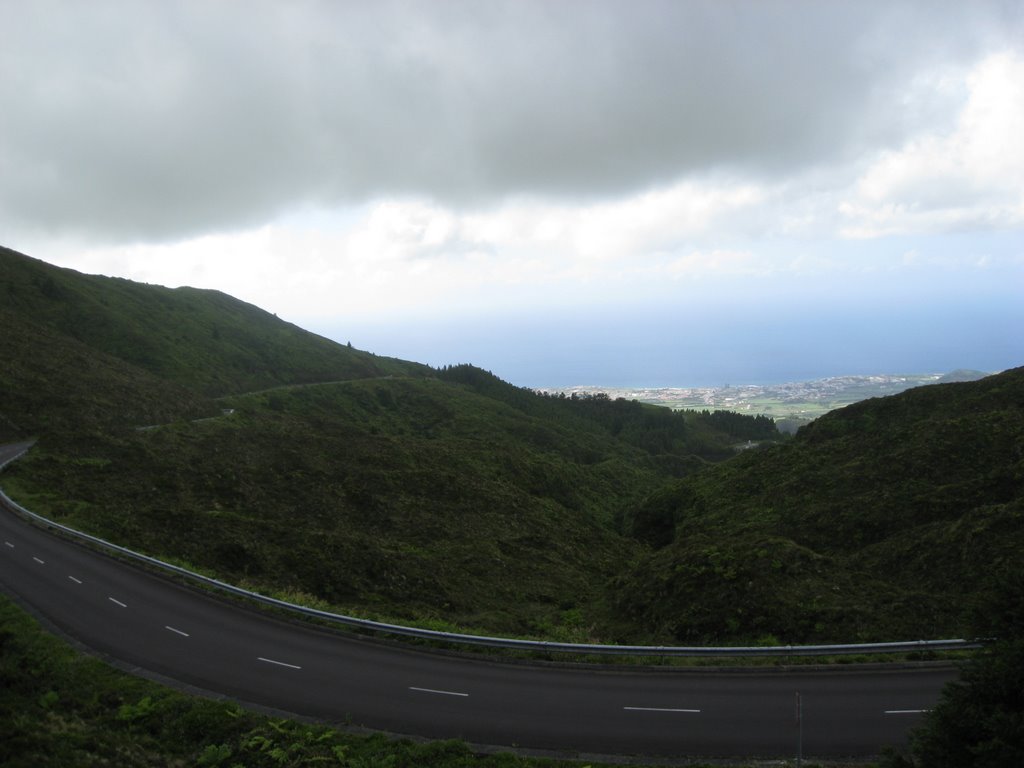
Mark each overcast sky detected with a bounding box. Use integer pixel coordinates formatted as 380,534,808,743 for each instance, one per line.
3,0,1022,386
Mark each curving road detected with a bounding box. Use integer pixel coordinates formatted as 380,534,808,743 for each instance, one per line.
0,445,953,761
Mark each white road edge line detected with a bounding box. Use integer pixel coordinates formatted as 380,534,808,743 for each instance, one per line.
108,597,127,608
33,556,45,564
624,706,702,713
165,626,190,637
885,709,930,714
68,576,82,584
409,686,470,698
257,657,302,670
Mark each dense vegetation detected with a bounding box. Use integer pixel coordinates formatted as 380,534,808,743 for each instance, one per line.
0,247,778,642
2,245,1022,648
612,367,1024,644
0,306,211,439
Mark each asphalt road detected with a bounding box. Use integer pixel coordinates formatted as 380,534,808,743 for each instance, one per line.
0,444,953,761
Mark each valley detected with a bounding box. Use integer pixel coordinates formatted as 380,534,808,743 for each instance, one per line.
2,246,1020,647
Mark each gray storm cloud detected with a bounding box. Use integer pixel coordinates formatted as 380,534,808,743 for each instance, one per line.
0,0,1016,243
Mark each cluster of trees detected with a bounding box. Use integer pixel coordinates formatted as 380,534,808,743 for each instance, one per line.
698,409,778,441
542,391,692,455
542,391,783,459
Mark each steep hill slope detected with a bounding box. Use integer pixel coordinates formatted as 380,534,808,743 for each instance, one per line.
612,367,1024,644
0,307,211,441
1,246,428,400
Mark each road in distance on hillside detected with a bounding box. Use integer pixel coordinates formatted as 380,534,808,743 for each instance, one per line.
0,486,953,760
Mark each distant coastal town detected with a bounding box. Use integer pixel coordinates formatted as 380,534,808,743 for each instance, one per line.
542,370,990,431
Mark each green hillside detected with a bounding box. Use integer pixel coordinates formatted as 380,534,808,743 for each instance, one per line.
0,307,211,441
1,246,777,641
612,367,1024,644
0,246,428,399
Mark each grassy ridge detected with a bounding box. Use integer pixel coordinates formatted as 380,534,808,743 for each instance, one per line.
1,245,428,398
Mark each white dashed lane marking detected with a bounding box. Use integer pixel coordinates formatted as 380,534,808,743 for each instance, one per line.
409,686,469,698
624,706,701,713
258,657,301,670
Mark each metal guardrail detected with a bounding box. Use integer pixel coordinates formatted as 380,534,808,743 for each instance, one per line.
0,444,980,657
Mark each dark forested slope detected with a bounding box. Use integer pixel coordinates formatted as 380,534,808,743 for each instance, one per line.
612,367,1024,644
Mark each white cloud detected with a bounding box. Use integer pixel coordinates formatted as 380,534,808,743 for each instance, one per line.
841,52,1024,238
1,0,1013,245
7,1,1018,356
659,250,761,280
43,177,767,319
348,202,461,263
